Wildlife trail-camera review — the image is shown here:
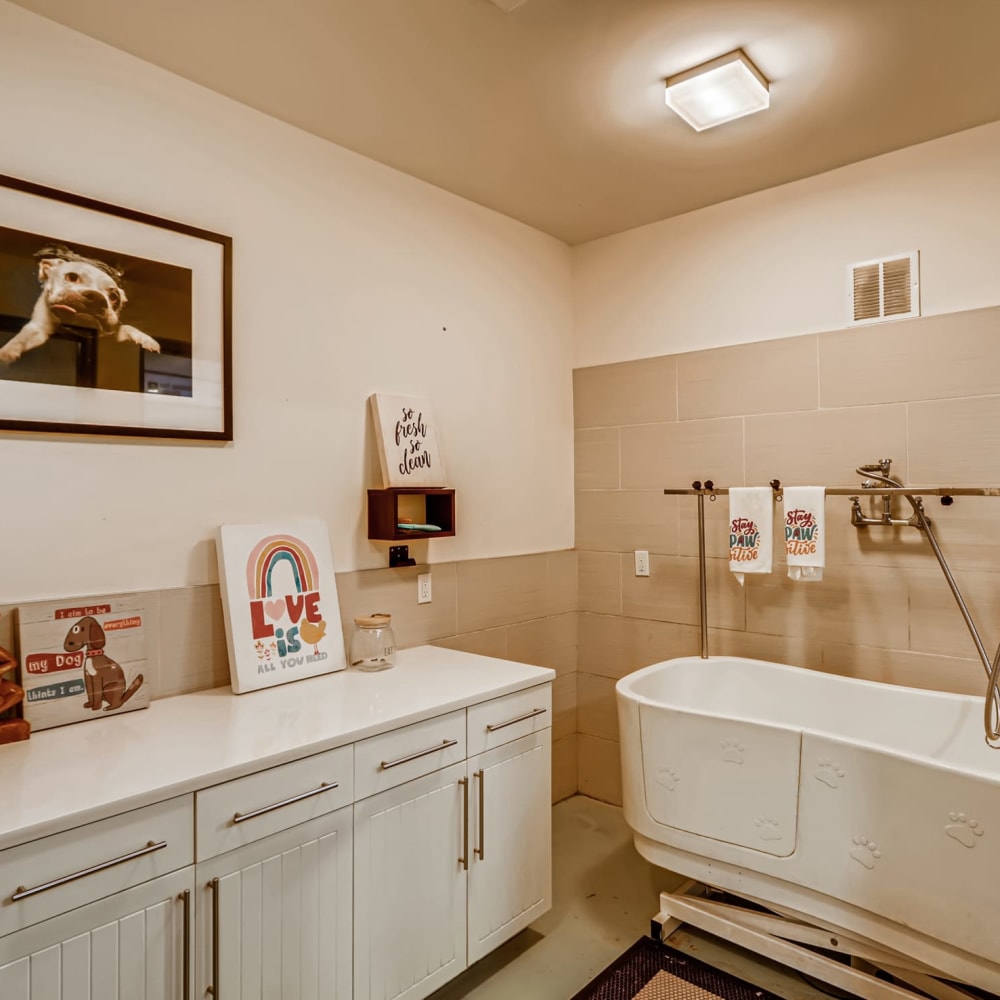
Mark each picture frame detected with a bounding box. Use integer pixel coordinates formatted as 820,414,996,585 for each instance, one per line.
217,520,348,694
0,172,232,440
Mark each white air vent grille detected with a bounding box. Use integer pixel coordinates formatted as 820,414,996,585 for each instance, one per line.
848,252,919,326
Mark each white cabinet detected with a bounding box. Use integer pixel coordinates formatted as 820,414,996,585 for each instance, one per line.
467,729,551,964
0,649,554,1000
0,867,193,1000
197,809,353,1000
194,742,355,1000
353,762,468,1000
352,685,553,1000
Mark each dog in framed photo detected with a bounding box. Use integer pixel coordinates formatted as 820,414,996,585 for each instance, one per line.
0,244,160,364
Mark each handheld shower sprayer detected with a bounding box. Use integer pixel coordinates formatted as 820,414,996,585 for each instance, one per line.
852,459,1000,744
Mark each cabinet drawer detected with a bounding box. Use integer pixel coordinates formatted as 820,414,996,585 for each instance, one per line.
355,710,467,799
467,683,552,756
196,744,354,862
0,796,193,937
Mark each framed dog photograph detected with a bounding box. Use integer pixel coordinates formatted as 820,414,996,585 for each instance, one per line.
0,173,232,440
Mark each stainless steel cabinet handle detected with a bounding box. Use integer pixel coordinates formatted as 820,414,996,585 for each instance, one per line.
11,840,168,901
474,769,485,861
380,738,458,770
458,777,469,870
485,707,547,732
232,781,339,824
180,888,191,1000
207,877,220,997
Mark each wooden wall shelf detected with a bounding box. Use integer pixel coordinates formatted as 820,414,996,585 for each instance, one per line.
367,488,456,542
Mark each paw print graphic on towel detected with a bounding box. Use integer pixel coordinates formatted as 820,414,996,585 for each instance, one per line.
720,740,744,764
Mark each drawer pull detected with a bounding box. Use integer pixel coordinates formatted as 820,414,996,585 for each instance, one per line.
474,768,485,861
11,840,168,902
485,707,547,733
458,777,469,870
232,781,340,824
380,738,458,770
208,877,220,997
181,888,192,1000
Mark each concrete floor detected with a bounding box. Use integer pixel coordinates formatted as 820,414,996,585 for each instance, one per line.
432,795,834,1000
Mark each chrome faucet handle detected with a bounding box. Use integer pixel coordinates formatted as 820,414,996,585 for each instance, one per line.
859,458,893,476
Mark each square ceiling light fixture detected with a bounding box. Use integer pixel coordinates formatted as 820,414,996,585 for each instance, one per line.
665,49,769,131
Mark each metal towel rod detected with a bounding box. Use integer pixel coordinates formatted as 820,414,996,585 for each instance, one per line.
664,483,1000,497
666,472,1000,748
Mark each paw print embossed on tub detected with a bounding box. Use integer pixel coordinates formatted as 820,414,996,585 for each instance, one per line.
814,759,845,788
849,835,882,870
945,812,985,848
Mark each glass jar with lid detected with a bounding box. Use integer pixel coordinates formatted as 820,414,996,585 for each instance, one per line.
349,613,396,671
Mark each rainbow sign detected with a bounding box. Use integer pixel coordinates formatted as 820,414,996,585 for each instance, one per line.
246,534,319,599
218,520,346,693
245,534,325,653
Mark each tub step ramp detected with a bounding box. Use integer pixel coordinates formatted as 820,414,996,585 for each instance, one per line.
653,881,984,1000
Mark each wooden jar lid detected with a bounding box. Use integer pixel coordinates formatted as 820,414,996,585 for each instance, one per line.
354,613,392,628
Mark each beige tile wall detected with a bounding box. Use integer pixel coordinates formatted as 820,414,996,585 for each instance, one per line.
11,305,998,811
574,305,1000,806
0,549,578,803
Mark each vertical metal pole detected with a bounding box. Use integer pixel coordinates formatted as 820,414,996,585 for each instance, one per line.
697,493,709,659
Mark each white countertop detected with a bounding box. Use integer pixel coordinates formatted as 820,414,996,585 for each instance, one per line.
0,645,555,850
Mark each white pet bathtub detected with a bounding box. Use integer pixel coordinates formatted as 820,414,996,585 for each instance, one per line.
617,656,1000,989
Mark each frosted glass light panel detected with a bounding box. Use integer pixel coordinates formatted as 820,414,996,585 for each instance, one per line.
665,50,769,131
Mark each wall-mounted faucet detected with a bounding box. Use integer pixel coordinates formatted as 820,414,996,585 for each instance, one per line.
849,458,926,529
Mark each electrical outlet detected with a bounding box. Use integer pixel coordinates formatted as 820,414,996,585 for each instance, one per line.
417,572,432,604
634,550,650,577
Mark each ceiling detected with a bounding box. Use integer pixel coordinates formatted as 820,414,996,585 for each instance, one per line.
11,0,1000,245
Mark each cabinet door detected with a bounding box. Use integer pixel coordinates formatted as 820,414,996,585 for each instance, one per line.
467,729,551,964
196,807,352,1000
0,867,193,1000
353,761,468,1000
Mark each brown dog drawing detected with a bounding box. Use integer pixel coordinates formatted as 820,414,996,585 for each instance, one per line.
63,616,144,712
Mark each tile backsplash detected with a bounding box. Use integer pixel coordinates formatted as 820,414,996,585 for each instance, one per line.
0,549,578,803
8,309,994,811
573,305,1000,806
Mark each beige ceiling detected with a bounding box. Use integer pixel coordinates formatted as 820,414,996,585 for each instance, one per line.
11,0,1000,245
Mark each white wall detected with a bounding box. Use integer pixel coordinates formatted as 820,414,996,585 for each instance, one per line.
0,3,575,602
573,121,1000,367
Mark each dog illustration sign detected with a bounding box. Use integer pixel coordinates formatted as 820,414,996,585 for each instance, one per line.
217,521,347,693
17,594,150,731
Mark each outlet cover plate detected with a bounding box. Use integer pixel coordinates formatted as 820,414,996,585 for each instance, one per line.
634,550,650,577
417,572,432,604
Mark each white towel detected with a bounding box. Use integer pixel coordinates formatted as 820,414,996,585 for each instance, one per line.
783,486,826,582
729,487,773,585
